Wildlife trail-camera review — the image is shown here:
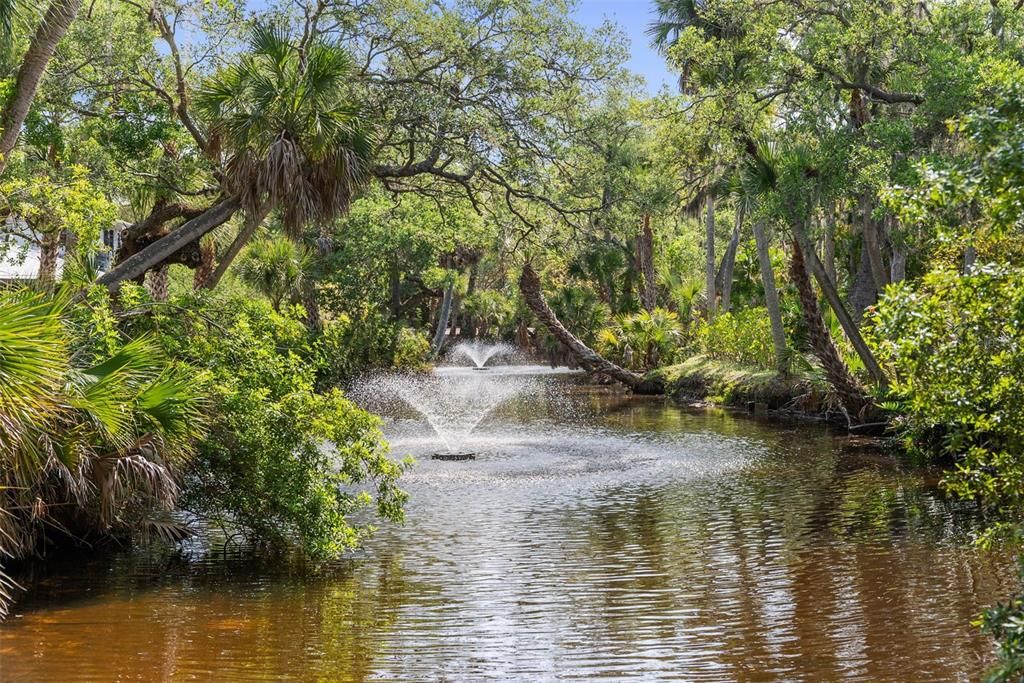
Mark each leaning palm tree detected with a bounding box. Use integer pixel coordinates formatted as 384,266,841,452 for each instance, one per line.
194,23,374,288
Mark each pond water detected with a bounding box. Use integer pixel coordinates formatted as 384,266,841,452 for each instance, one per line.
0,371,1015,681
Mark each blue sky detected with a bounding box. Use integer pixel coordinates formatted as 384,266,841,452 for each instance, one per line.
571,0,675,94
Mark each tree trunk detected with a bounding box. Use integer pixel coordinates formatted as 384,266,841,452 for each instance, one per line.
519,263,662,394
430,281,455,357
789,240,867,414
203,206,269,290
715,204,743,313
791,220,887,388
193,240,215,289
146,265,169,302
37,231,60,284
301,280,322,331
98,198,240,290
752,221,788,374
890,244,906,283
638,213,656,312
705,194,717,319
964,245,977,273
389,252,402,318
860,195,889,291
0,0,83,174
848,245,877,323
822,219,837,286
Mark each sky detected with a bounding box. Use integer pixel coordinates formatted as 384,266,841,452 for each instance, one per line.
571,0,675,94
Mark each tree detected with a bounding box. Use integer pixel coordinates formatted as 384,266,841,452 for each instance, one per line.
0,0,82,174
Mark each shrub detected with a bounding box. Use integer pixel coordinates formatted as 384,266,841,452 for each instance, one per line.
125,290,409,559
866,264,1024,537
696,307,776,371
392,326,431,371
598,308,683,372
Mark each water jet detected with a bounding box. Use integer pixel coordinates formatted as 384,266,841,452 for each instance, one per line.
450,340,515,369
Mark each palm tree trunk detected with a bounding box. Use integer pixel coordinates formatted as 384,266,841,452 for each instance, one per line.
704,194,717,319
146,265,170,302
519,264,661,394
716,204,743,313
752,221,788,374
789,240,866,414
0,0,83,174
430,281,455,357
37,231,60,284
98,198,240,290
638,213,656,312
791,220,887,388
389,252,402,318
301,280,321,331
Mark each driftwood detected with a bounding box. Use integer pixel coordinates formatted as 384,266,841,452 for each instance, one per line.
519,263,662,394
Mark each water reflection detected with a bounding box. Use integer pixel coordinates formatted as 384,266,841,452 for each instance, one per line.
0,387,1014,682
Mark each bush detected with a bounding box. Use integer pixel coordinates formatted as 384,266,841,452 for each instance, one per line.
598,308,683,372
392,326,431,371
125,290,409,559
696,307,776,371
866,264,1024,536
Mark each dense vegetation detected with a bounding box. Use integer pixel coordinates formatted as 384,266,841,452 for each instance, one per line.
1,0,1024,674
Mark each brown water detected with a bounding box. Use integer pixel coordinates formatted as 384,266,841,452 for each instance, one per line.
0,379,1016,682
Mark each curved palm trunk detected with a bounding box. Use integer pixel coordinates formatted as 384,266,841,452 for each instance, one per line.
202,206,270,290
789,240,867,415
98,198,240,290
752,221,788,374
0,0,83,174
519,264,662,394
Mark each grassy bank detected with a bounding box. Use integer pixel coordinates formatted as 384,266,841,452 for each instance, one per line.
648,355,833,417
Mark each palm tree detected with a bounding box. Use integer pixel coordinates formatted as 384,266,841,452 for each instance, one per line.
0,0,83,174
100,24,374,290
195,23,374,288
0,288,205,617
237,236,309,312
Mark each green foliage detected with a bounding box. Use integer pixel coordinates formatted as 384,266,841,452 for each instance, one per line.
127,290,408,559
695,307,776,371
461,290,517,338
598,308,683,372
391,327,431,372
195,23,373,231
866,265,1024,529
979,559,1024,683
0,286,206,616
237,235,309,312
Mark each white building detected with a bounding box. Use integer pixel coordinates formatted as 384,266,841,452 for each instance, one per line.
0,218,127,281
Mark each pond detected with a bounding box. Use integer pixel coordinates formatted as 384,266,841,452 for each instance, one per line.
0,370,1014,681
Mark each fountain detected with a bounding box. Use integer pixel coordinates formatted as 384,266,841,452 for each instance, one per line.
353,370,534,460
450,340,516,370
